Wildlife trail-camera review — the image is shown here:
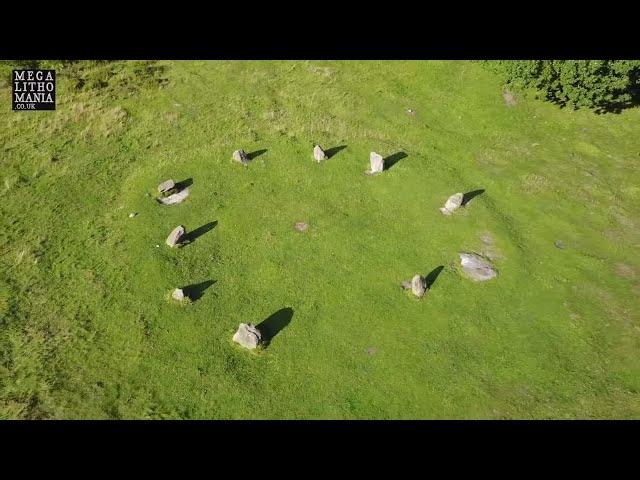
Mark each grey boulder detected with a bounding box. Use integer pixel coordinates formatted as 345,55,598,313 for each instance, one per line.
459,253,498,281
166,225,186,247
440,192,464,215
411,274,427,297
172,288,185,301
233,323,262,349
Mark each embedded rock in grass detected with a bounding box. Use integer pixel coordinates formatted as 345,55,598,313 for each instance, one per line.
313,145,327,162
158,179,176,195
554,240,566,249
158,188,190,205
294,221,309,232
233,149,249,165
233,323,262,349
129,212,138,218
166,225,186,247
366,152,384,175
503,89,517,107
411,274,427,297
459,253,497,281
172,288,185,301
439,192,464,215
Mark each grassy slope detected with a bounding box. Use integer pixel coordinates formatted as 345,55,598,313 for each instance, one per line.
1,60,639,419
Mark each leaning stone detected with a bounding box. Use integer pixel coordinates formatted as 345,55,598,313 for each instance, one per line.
233,149,249,165
313,145,327,162
158,179,176,194
172,288,185,301
158,188,190,205
459,253,498,281
366,152,384,175
166,225,186,247
411,274,427,297
232,323,262,349
439,192,464,215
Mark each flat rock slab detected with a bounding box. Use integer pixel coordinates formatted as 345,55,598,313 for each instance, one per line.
158,188,190,205
166,225,186,247
233,323,262,349
313,145,327,162
158,179,176,194
233,149,249,165
440,192,464,215
459,252,498,281
294,221,309,232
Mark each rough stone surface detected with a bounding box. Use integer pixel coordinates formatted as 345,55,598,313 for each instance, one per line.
411,274,427,297
459,253,498,281
313,145,327,162
368,152,384,174
158,179,176,194
233,149,249,165
172,288,185,301
232,323,262,349
294,221,309,232
166,225,186,247
440,192,464,215
158,188,190,205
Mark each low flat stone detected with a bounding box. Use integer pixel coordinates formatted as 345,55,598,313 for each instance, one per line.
158,179,176,194
554,240,566,249
233,323,262,349
166,225,186,247
459,252,498,281
294,221,309,232
158,188,190,205
313,145,327,162
233,149,249,165
411,274,426,297
172,288,185,301
440,192,464,215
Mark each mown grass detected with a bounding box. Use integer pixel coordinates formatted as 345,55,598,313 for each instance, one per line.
0,60,639,419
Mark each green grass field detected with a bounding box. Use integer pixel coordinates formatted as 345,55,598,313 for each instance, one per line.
1,60,639,419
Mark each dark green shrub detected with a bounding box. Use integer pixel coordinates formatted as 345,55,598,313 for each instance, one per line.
486,60,640,112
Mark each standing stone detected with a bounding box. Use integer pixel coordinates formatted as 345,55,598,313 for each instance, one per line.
367,152,384,174
233,149,249,165
313,145,327,162
166,225,186,247
158,179,176,195
459,253,498,281
439,192,464,215
233,323,262,349
172,288,185,301
411,274,427,298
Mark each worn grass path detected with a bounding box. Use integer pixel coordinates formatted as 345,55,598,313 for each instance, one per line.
1,60,639,418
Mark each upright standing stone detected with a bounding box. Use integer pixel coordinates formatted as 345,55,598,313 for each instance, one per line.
411,274,427,298
233,149,249,165
158,179,176,195
439,192,464,215
172,288,185,301
368,152,384,174
313,145,327,162
166,225,186,247
459,253,498,281
233,323,262,349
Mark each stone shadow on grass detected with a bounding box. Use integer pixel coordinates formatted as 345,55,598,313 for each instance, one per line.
256,307,294,346
424,265,444,289
462,189,485,206
175,178,193,191
247,149,268,161
183,280,216,301
324,145,347,158
182,221,217,245
384,151,408,170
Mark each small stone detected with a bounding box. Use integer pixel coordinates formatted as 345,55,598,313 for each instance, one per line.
172,288,185,301
365,346,377,356
155,244,160,248
233,149,249,165
459,253,498,281
158,179,176,194
313,145,327,162
158,188,190,205
232,323,262,349
166,225,186,247
406,108,416,115
411,274,427,298
554,240,566,249
439,192,464,215
294,221,309,232
367,152,384,174
129,212,138,218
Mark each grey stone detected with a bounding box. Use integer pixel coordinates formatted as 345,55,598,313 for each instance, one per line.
367,152,384,174
166,225,186,247
232,323,262,349
439,192,464,215
233,149,249,165
313,145,327,162
411,274,427,297
158,188,190,205
459,253,498,281
129,212,138,218
172,288,185,301
294,221,309,232
554,240,566,249
158,179,176,194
